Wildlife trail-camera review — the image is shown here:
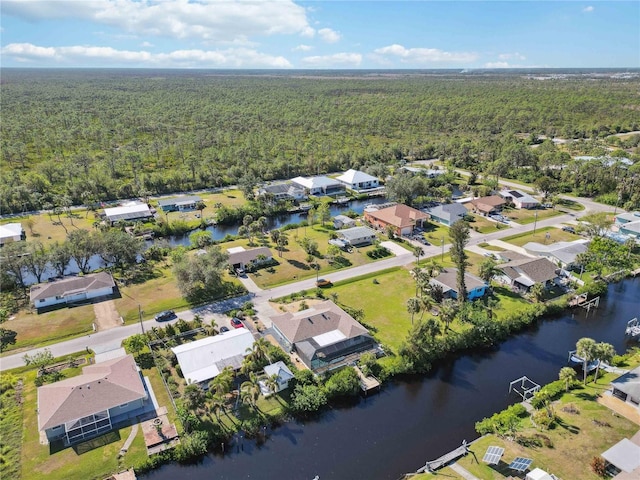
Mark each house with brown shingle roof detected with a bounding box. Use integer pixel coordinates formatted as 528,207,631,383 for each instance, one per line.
468,195,506,216
497,257,559,291
37,355,150,445
270,300,377,373
29,272,116,312
364,204,428,236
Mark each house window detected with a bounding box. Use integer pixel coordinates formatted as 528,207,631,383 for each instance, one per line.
39,299,45,303
119,402,129,408
55,295,64,300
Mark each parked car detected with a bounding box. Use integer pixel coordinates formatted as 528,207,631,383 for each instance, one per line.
316,279,333,288
154,310,176,322
219,326,230,333
236,268,247,277
561,226,576,234
231,317,244,328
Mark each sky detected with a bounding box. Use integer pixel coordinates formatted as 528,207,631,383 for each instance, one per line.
1,0,639,69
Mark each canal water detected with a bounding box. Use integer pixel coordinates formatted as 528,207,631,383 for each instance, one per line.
143,278,640,480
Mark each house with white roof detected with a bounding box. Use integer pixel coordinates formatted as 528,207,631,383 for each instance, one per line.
104,202,153,225
615,212,640,239
157,195,202,212
499,189,540,209
337,226,377,246
335,169,380,191
0,222,25,246
522,239,590,269
425,203,468,226
172,329,255,385
260,361,294,395
258,182,307,202
291,176,346,196
333,214,356,229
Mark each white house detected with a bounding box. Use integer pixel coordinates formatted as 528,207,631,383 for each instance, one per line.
522,239,590,269
337,226,377,246
172,329,255,385
335,169,380,191
258,182,307,202
291,176,346,196
227,246,274,271
499,189,540,209
260,361,294,395
30,272,116,311
333,214,356,229
157,195,202,212
104,202,153,224
0,222,25,246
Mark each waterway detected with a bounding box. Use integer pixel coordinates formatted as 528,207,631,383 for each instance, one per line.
143,278,640,480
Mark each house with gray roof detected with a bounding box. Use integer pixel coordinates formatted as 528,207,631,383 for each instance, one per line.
522,239,590,269
499,189,540,209
335,169,380,191
258,182,307,202
291,176,346,196
157,195,202,212
337,226,377,246
619,221,640,239
333,214,356,229
30,272,116,311
497,257,559,291
38,355,150,445
611,365,640,411
425,203,468,226
104,202,153,224
430,268,488,301
270,300,377,373
227,246,273,271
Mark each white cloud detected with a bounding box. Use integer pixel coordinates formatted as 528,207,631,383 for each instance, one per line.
317,28,341,43
301,52,362,67
583,6,594,13
498,52,526,61
373,44,478,64
140,41,154,48
293,44,313,52
1,42,292,68
484,61,510,68
2,0,313,44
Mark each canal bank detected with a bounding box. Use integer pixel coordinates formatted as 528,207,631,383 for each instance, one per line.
142,277,640,480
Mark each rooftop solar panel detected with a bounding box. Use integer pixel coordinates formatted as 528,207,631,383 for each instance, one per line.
511,191,523,198
482,446,504,465
509,457,533,472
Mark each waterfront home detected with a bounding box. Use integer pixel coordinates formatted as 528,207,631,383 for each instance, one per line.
291,176,346,197
522,239,589,269
425,203,468,226
615,213,640,239
400,166,445,178
270,300,377,373
29,272,116,311
335,169,380,191
104,201,153,225
227,246,273,271
499,189,540,209
260,361,294,395
610,365,640,410
430,268,488,300
615,211,640,225
337,226,377,247
601,437,640,478
38,355,150,445
172,329,255,385
333,214,356,229
157,195,202,212
364,203,428,236
258,182,307,203
0,222,26,246
467,195,507,216
497,257,559,291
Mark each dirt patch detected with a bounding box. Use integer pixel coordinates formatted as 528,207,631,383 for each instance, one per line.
93,300,122,331
268,298,324,314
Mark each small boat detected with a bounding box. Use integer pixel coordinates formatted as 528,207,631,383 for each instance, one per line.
567,350,599,371
625,317,640,339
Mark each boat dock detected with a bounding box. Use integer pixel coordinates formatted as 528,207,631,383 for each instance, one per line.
625,317,640,339
568,293,600,311
415,443,470,473
568,350,599,371
354,366,381,393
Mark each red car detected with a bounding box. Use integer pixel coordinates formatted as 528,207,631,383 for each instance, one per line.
231,317,244,329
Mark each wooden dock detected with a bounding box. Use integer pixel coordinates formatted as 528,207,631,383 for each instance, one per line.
354,366,381,393
632,267,640,277
416,444,469,473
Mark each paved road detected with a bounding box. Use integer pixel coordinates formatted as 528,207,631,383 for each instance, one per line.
0,190,611,371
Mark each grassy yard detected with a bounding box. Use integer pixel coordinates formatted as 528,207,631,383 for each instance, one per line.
1,211,96,248
501,226,582,247
154,188,246,227
502,207,562,225
422,222,451,246
468,215,503,234
2,304,95,355
428,368,639,480
556,198,585,212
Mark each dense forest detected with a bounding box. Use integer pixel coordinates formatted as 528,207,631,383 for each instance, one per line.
1,69,639,213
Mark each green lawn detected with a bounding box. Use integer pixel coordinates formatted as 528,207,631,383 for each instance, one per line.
468,214,503,234
500,226,582,247
155,188,247,228
502,207,562,225
556,198,585,212
422,222,451,246
1,210,97,248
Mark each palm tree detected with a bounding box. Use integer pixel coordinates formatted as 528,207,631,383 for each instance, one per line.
209,366,234,396
247,337,272,365
208,393,226,421
413,245,424,266
265,374,280,395
530,283,545,303
439,300,458,332
406,297,421,325
478,258,501,284
593,342,616,383
276,232,289,257
576,337,597,384
240,372,261,409
418,295,433,321
559,367,577,392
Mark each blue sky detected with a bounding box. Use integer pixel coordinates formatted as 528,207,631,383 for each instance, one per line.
1,1,638,69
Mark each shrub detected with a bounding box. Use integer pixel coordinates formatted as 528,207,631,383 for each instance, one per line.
289,384,327,417
531,380,566,409
324,367,360,399
173,431,210,463
590,456,607,477
532,408,556,430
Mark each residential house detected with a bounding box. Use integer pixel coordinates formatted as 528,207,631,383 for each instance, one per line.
260,361,294,395
30,272,116,311
258,182,307,203
468,195,506,216
270,300,378,373
526,469,556,480
364,204,428,236
499,189,540,209
172,329,255,385
291,176,346,196
227,246,273,271
430,268,488,301
337,226,377,247
335,169,380,191
0,222,26,246
497,257,559,291
104,202,153,225
522,239,589,269
333,214,356,229
425,203,468,226
400,166,445,178
615,212,640,239
610,366,640,410
157,195,202,212
615,211,640,225
38,355,150,445
601,437,640,478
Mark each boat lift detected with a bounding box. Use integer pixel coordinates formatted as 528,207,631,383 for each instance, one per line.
508,376,541,401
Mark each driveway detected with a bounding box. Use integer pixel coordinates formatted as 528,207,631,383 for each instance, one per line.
93,300,122,331
380,240,413,256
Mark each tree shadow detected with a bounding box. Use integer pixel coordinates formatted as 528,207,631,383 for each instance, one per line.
71,431,121,455
287,259,310,270
556,417,580,435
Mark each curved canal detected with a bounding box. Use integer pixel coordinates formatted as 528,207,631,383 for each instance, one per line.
143,278,640,480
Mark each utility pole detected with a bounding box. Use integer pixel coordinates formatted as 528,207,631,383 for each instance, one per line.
533,211,538,236
138,304,145,334
441,236,445,261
